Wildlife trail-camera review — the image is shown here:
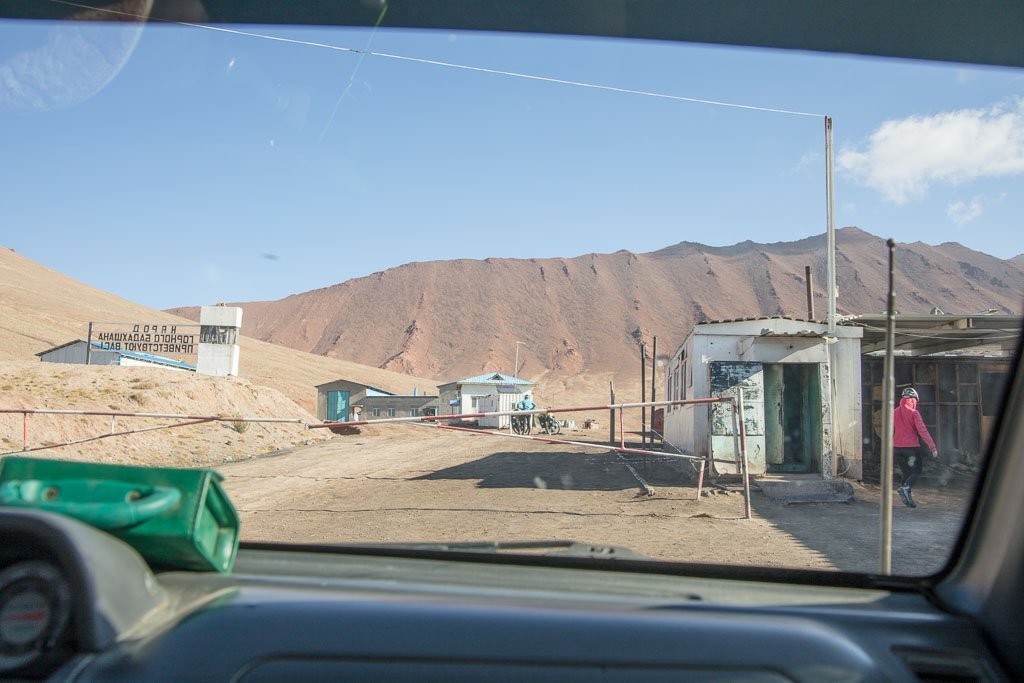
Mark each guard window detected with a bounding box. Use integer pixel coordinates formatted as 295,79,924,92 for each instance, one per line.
199,325,238,345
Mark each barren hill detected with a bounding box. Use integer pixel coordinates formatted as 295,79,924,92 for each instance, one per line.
168,227,1024,384
0,247,434,412
0,361,331,467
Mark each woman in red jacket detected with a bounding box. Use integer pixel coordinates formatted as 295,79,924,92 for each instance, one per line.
893,387,938,508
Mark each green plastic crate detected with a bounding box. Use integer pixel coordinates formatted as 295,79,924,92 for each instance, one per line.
0,456,239,573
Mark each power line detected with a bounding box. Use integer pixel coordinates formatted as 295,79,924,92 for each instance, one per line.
316,1,388,145
44,0,825,118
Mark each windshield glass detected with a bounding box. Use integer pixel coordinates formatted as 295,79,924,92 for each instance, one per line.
1,6,1021,577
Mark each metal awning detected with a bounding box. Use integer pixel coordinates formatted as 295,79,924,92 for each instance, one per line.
845,314,1022,356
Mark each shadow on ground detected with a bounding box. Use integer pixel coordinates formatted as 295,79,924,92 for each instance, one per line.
413,450,696,492
751,482,971,575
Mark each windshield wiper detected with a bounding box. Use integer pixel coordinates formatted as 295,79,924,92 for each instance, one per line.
368,539,645,559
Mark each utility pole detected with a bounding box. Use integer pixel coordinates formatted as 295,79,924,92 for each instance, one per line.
825,116,836,335
513,341,525,379
824,116,839,479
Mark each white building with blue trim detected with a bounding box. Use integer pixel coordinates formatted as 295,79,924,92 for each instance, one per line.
36,339,196,372
437,372,536,426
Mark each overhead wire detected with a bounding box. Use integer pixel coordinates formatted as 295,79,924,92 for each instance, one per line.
43,0,825,119
316,1,388,145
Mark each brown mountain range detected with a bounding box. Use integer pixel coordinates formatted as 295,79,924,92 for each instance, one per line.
168,227,1023,386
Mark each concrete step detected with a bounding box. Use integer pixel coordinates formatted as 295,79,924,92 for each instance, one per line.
758,478,855,504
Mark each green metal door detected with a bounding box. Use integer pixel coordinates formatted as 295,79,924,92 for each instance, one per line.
327,390,350,422
770,364,820,473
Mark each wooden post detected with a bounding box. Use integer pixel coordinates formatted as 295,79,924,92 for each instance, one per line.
880,238,897,575
85,321,94,365
695,460,705,501
22,412,27,451
738,387,752,520
805,265,815,320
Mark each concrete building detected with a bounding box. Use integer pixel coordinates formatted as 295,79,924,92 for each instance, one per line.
36,340,196,372
315,378,437,422
663,317,863,480
437,373,536,426
197,305,242,377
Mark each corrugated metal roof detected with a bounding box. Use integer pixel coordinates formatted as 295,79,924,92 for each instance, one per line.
456,372,535,386
35,339,100,356
758,330,826,338
697,315,820,325
116,348,196,370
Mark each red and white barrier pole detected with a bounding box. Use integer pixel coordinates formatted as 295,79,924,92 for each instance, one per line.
310,397,731,430
0,408,304,424
434,423,700,460
3,417,216,456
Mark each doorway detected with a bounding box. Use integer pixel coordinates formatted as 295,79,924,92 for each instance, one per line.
326,390,350,422
764,364,821,473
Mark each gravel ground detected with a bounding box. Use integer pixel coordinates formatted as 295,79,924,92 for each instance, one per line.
220,424,971,575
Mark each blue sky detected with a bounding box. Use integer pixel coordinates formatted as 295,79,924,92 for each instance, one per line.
1,19,1022,309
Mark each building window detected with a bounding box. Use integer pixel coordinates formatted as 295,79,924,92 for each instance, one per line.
199,325,238,345
387,408,396,417
409,409,418,417
371,407,380,417
470,396,479,409
667,373,674,409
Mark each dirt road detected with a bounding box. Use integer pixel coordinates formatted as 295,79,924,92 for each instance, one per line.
221,425,969,575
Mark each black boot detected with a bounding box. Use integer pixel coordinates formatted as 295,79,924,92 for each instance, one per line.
904,486,917,508
897,486,913,507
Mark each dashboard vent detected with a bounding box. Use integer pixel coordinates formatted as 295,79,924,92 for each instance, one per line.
894,648,997,682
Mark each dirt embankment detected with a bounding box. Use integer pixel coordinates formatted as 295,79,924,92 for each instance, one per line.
0,361,330,468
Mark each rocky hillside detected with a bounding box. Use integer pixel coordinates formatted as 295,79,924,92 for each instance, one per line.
168,227,1024,383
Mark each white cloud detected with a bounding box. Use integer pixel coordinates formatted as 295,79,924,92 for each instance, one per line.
838,98,1024,203
947,197,983,225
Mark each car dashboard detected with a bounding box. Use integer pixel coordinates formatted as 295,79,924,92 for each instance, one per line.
0,508,1006,682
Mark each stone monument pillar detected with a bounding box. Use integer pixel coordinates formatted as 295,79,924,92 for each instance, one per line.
197,305,242,376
